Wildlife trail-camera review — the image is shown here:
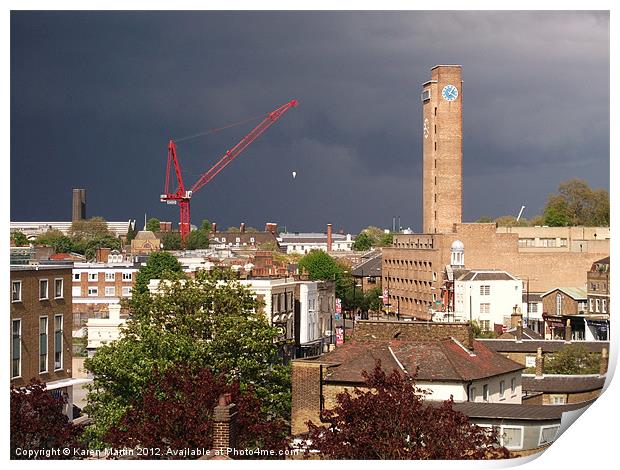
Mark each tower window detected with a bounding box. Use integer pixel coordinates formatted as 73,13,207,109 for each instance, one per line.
434,125,437,134
434,142,437,151
434,176,437,185
434,193,437,202
434,107,437,116
434,211,437,220
434,159,437,169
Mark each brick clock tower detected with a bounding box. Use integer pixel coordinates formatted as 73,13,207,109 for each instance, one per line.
421,65,463,233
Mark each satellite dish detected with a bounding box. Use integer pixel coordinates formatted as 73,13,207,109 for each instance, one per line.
292,171,297,179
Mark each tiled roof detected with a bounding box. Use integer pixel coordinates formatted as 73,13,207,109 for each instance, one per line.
452,400,595,421
318,339,523,384
479,339,609,354
522,375,606,393
352,252,382,277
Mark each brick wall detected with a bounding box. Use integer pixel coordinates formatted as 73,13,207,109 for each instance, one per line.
291,361,323,436
10,267,73,387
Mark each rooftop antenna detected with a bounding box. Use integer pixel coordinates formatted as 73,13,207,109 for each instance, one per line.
144,213,147,230
516,205,526,222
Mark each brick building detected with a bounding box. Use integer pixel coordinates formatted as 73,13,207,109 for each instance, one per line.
541,288,587,340
586,256,610,340
291,321,524,436
71,260,139,330
382,65,609,321
10,264,87,419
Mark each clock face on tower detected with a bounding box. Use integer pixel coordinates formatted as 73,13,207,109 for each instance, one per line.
442,84,458,102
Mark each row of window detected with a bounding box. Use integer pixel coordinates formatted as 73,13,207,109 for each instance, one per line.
589,298,608,314
74,286,132,297
385,259,434,270
213,237,256,243
73,272,133,282
479,423,559,450
518,238,568,248
12,315,64,379
272,291,294,314
11,279,64,303
385,277,436,290
470,377,517,403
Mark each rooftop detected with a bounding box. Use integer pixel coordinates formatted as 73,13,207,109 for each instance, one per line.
479,339,609,354
541,287,587,300
309,338,523,384
452,400,595,421
522,374,606,394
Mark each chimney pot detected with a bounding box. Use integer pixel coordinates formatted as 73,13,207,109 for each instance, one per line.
240,223,245,234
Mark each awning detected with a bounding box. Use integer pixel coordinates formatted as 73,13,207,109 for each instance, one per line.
45,378,92,391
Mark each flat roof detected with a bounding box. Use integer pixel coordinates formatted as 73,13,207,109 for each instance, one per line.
10,264,73,272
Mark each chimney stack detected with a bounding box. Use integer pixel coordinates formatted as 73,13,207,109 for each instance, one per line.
95,247,111,263
467,323,475,351
535,347,544,379
600,347,609,376
510,305,523,342
211,223,217,234
212,393,237,455
240,223,246,234
564,319,572,343
327,224,333,252
265,223,278,235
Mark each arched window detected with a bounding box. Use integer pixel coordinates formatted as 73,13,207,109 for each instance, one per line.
556,293,562,315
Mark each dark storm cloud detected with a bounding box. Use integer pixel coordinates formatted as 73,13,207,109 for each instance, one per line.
11,11,609,233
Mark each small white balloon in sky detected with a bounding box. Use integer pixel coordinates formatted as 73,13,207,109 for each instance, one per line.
292,171,297,179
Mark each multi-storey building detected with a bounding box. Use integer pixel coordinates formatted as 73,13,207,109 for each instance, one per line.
71,260,139,330
586,256,610,340
382,65,609,320
279,224,354,254
10,264,87,419
541,288,588,340
452,270,522,330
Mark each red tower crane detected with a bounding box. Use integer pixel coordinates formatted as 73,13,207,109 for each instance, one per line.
160,99,298,243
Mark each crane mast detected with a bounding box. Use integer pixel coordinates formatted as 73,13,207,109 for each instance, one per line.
160,99,298,243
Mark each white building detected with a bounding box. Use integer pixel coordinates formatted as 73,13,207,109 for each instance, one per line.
10,220,136,240
278,232,354,254
86,304,127,356
453,270,522,331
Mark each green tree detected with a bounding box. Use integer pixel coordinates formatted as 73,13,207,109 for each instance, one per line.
364,286,383,311
542,179,609,227
68,217,113,243
378,232,393,247
126,225,138,243
298,250,352,302
11,231,29,246
146,218,161,232
199,219,212,232
352,232,373,251
51,236,74,254
186,229,210,250
543,196,570,227
83,270,290,449
545,344,599,375
35,228,65,246
133,251,184,294
160,231,182,251
475,216,493,223
84,235,121,261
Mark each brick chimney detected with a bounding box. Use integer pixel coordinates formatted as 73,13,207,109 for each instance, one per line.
327,224,333,252
96,247,111,263
467,322,475,351
212,393,237,455
240,223,246,234
600,347,609,376
211,223,217,234
535,347,544,379
510,305,523,342
265,223,278,235
564,319,572,342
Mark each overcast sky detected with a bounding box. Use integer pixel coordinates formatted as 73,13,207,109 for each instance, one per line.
10,11,609,234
